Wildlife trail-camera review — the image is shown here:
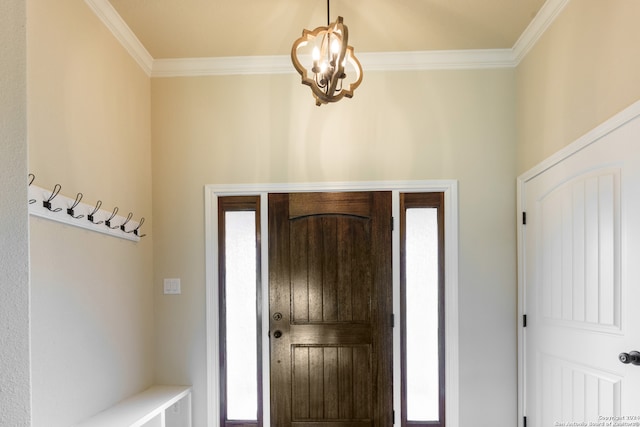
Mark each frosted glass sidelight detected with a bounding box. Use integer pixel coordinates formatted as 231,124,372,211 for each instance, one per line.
406,208,439,421
225,211,258,421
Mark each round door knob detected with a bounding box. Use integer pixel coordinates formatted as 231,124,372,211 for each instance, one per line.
619,351,640,365
273,330,282,339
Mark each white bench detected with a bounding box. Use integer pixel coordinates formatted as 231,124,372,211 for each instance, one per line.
75,385,192,427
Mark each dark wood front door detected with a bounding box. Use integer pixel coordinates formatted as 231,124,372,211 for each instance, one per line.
268,192,393,427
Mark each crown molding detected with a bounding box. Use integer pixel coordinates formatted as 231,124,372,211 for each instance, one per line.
151,56,294,77
359,49,516,72
512,0,570,64
86,0,569,77
151,49,516,78
84,0,153,75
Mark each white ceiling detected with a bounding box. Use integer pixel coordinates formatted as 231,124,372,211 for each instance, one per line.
107,0,548,59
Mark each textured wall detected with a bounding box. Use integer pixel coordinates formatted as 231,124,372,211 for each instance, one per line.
0,0,31,425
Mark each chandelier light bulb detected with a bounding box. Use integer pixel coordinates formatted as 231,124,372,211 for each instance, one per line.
331,38,340,55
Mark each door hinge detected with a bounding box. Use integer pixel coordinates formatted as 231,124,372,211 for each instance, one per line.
391,216,395,231
523,314,527,328
392,409,396,424
524,416,527,427
391,313,395,328
522,211,527,225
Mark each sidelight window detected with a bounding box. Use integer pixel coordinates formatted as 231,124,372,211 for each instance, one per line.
218,196,263,427
400,192,445,427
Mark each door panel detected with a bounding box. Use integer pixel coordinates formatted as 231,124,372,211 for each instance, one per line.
269,192,393,427
291,345,372,421
290,215,371,324
524,116,640,426
537,353,621,426
537,170,619,331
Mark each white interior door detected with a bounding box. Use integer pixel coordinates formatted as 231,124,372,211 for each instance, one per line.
522,112,640,426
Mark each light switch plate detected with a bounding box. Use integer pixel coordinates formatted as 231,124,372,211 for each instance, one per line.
163,278,181,295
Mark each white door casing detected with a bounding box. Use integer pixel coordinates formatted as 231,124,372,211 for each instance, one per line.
518,102,640,427
204,181,460,427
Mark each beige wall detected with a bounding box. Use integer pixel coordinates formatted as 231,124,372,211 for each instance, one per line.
27,0,153,425
516,0,640,174
151,69,518,426
0,0,31,425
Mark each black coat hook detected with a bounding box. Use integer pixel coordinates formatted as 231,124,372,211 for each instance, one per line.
125,216,146,238
105,207,119,229
67,193,84,219
43,184,62,212
119,212,133,232
28,174,36,204
87,200,103,225
134,217,147,237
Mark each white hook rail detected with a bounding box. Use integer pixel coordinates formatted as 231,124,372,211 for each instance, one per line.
28,184,143,242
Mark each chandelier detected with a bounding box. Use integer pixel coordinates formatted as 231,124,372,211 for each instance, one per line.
291,0,363,106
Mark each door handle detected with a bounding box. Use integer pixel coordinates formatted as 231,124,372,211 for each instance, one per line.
268,330,283,339
618,351,640,365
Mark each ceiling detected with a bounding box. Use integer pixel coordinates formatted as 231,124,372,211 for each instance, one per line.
107,0,547,59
